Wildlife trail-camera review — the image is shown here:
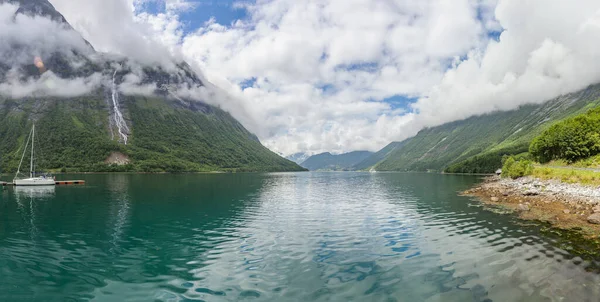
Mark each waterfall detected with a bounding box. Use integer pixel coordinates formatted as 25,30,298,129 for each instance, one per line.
110,70,129,145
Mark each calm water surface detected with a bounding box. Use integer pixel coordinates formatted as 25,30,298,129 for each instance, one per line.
1,172,600,301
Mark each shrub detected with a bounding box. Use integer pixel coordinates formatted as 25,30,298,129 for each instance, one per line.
501,156,534,179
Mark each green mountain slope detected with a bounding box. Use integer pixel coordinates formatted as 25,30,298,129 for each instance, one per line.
300,151,373,171
0,95,304,173
367,84,600,173
352,141,407,171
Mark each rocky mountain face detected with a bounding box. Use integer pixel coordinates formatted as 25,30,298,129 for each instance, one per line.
0,0,304,172
285,152,310,165
9,0,69,24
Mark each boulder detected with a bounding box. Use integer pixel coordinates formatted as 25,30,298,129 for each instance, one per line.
593,206,600,213
523,189,540,196
563,209,570,214
517,204,530,212
587,213,600,224
491,197,499,202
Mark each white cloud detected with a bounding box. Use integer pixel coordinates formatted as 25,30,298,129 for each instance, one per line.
0,3,92,65
0,70,104,98
118,72,157,96
176,0,600,156
37,0,600,158
0,3,106,98
178,0,492,155
48,0,182,68
411,0,600,131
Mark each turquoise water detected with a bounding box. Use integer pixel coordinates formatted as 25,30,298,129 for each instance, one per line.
1,172,600,301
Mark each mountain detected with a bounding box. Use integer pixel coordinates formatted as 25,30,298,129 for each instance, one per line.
11,0,70,24
285,152,310,165
300,151,373,171
352,141,406,171
0,0,305,173
360,84,600,173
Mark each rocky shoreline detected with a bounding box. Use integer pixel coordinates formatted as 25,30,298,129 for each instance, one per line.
463,176,600,237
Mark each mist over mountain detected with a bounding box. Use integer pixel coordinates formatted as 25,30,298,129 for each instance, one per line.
0,0,304,172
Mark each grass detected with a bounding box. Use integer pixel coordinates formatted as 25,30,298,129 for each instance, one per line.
573,154,600,168
533,166,600,185
545,155,600,169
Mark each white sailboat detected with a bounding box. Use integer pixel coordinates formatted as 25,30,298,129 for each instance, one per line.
13,124,55,186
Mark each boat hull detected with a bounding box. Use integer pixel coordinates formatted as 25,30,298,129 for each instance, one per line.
14,178,56,186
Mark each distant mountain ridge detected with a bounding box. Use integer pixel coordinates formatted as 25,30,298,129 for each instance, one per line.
357,84,600,173
300,151,373,171
285,152,310,164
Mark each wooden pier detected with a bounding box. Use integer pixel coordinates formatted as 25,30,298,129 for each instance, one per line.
1,180,85,186
55,180,86,185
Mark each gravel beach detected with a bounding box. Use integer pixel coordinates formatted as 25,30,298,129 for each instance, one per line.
463,176,600,236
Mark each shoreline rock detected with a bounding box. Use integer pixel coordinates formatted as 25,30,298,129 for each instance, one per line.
462,176,600,237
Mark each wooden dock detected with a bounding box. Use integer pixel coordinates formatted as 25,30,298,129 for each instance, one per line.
1,180,85,186
55,180,86,185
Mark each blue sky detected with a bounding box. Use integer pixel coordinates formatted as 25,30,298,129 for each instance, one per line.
142,0,250,31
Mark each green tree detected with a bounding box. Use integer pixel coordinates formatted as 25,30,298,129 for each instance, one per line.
530,107,600,163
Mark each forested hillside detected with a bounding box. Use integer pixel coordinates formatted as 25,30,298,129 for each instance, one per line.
362,84,600,173
0,96,304,173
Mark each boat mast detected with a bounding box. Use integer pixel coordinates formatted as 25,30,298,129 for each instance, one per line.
30,124,35,178
14,126,33,181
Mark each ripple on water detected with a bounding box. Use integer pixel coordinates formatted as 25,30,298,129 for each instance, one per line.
3,173,600,301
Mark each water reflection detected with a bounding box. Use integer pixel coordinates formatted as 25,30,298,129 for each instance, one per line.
14,185,56,199
176,173,600,301
3,173,600,301
13,186,55,241
106,174,130,254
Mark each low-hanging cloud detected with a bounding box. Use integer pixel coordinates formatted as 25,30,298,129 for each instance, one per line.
48,0,184,69
410,0,600,132
0,3,92,66
0,1,199,100
0,2,106,98
0,69,104,98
